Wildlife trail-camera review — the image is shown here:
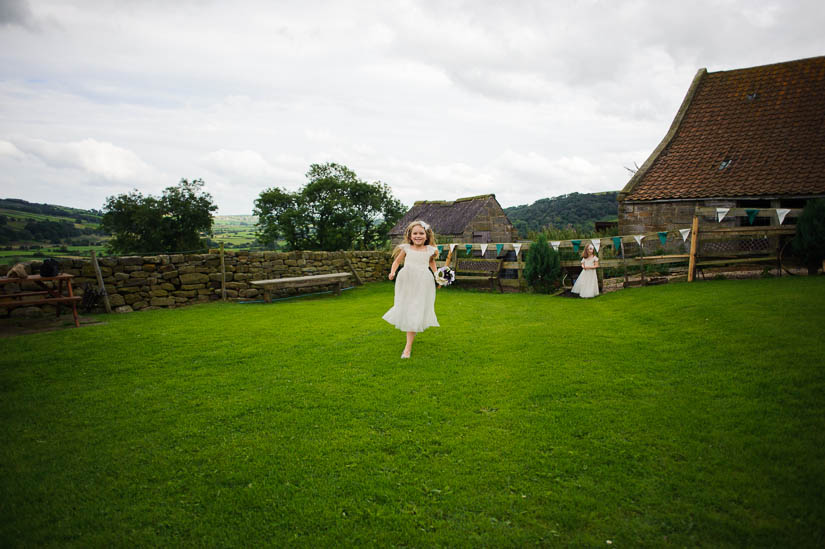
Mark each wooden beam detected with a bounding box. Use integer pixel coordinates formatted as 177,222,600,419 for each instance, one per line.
90,250,112,313
687,215,700,282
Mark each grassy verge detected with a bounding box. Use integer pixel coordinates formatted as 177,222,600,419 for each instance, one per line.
1,277,824,546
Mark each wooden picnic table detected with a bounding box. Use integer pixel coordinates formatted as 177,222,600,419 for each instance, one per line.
0,274,82,327
250,272,352,303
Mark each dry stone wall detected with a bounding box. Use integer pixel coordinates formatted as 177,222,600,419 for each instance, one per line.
2,250,391,318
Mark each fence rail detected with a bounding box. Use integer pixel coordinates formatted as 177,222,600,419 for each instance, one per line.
435,206,802,289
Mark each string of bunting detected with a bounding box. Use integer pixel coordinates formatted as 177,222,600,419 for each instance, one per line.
434,208,793,258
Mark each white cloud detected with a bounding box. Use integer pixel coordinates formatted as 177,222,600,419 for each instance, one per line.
13,137,157,183
201,149,281,180
0,140,25,159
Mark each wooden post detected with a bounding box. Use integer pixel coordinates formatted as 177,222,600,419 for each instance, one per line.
620,240,629,288
342,252,363,285
220,242,227,300
687,215,700,282
90,250,112,313
638,238,647,286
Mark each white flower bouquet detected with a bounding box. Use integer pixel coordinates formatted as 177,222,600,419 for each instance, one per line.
435,265,455,286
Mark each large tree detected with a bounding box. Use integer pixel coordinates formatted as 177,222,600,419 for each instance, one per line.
102,178,217,254
254,163,405,251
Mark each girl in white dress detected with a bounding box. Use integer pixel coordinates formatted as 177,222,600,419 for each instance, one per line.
571,243,600,298
383,220,439,358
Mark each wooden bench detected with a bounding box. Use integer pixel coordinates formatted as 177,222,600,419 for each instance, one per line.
454,258,504,292
0,274,82,327
251,272,352,303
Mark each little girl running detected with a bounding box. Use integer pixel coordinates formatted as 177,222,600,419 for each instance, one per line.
383,220,439,358
571,243,600,298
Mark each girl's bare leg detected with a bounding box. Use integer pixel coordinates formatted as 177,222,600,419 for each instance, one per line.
402,331,416,358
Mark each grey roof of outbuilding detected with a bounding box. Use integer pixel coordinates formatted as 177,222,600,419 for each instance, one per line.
389,194,496,235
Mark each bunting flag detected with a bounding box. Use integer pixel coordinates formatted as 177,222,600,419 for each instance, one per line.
658,231,668,246
480,244,488,257
465,244,473,255
745,208,759,225
776,208,791,224
437,245,444,254
591,239,600,253
633,235,645,246
513,243,522,256
612,236,622,250
716,207,730,222
550,241,560,251
449,243,457,254
571,239,581,253
495,243,503,256
679,228,691,242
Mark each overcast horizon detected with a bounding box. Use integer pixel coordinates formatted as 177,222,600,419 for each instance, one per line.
2,1,824,214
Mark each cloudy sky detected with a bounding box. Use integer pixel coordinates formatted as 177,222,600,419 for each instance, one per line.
1,1,823,214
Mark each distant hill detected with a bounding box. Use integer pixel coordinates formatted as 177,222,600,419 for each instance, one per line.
0,198,106,246
504,191,619,237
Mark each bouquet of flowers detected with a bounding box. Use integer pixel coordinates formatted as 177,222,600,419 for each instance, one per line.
435,265,455,286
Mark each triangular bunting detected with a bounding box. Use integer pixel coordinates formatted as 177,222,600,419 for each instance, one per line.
437,245,443,254
716,207,730,222
633,235,645,246
550,241,560,251
745,209,759,225
571,239,581,253
591,239,600,253
495,244,503,256
513,243,522,256
465,244,473,255
657,231,668,246
449,243,457,253
679,228,691,242
612,236,622,250
480,244,488,257
776,208,791,224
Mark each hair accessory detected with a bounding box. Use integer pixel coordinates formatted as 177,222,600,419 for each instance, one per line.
418,221,430,230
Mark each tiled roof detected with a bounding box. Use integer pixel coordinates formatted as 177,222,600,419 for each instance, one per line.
389,194,496,235
621,57,825,201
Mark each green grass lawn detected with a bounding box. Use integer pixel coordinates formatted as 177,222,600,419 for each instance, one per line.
2,278,824,547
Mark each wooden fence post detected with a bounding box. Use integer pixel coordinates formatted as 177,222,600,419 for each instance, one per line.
90,250,112,313
220,243,226,301
620,240,629,288
687,215,700,282
342,252,364,286
639,241,646,286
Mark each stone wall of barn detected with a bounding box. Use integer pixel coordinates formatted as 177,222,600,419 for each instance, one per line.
457,201,517,243
1,249,391,318
618,199,738,235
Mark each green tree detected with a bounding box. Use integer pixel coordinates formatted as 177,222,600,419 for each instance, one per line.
524,234,562,293
254,163,405,251
792,198,825,275
102,179,217,254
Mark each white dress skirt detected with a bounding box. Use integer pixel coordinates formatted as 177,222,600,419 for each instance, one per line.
571,255,599,298
383,244,440,332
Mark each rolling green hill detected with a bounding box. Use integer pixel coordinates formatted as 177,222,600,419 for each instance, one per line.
0,198,108,263
505,191,619,237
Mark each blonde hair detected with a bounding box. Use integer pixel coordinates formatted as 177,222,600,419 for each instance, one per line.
392,220,437,258
581,243,597,259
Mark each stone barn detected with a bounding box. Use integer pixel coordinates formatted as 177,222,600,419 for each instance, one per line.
390,194,517,246
618,56,825,235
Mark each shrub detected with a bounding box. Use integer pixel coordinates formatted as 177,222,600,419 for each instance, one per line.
792,199,825,275
524,234,561,293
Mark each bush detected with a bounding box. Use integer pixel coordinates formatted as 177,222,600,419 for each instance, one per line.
792,199,825,275
524,234,562,293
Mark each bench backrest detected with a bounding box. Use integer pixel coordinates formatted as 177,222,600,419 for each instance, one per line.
455,258,503,274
